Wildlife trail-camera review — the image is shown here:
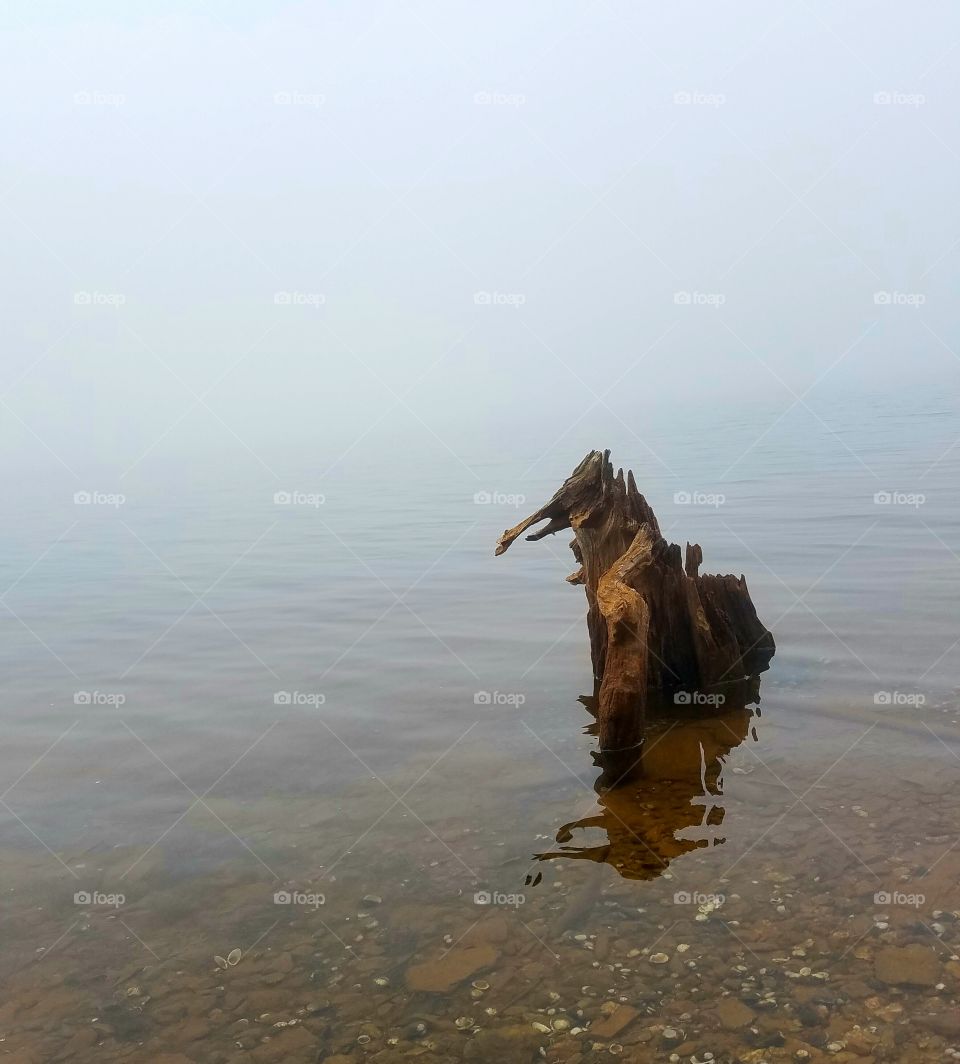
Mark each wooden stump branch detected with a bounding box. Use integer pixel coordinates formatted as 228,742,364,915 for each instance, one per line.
496,450,775,752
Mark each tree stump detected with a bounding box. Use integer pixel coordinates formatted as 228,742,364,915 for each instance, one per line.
496,450,775,753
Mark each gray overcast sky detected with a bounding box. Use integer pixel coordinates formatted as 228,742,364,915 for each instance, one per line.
1,2,958,479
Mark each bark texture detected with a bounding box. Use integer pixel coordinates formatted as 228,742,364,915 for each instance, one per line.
496,450,774,751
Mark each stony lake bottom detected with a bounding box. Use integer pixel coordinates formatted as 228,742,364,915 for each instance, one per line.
1,394,959,1063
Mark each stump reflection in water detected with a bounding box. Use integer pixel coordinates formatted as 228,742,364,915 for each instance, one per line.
533,679,761,881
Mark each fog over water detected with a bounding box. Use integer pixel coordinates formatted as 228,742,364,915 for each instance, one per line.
2,1,959,479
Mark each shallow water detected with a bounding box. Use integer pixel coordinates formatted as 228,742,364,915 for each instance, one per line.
1,392,959,1062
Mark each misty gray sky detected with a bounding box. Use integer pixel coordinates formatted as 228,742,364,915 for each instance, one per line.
1,2,958,482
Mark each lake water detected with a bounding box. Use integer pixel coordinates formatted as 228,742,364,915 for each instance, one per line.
1,390,959,1062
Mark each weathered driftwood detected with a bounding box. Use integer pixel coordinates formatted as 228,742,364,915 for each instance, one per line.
496,450,774,752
